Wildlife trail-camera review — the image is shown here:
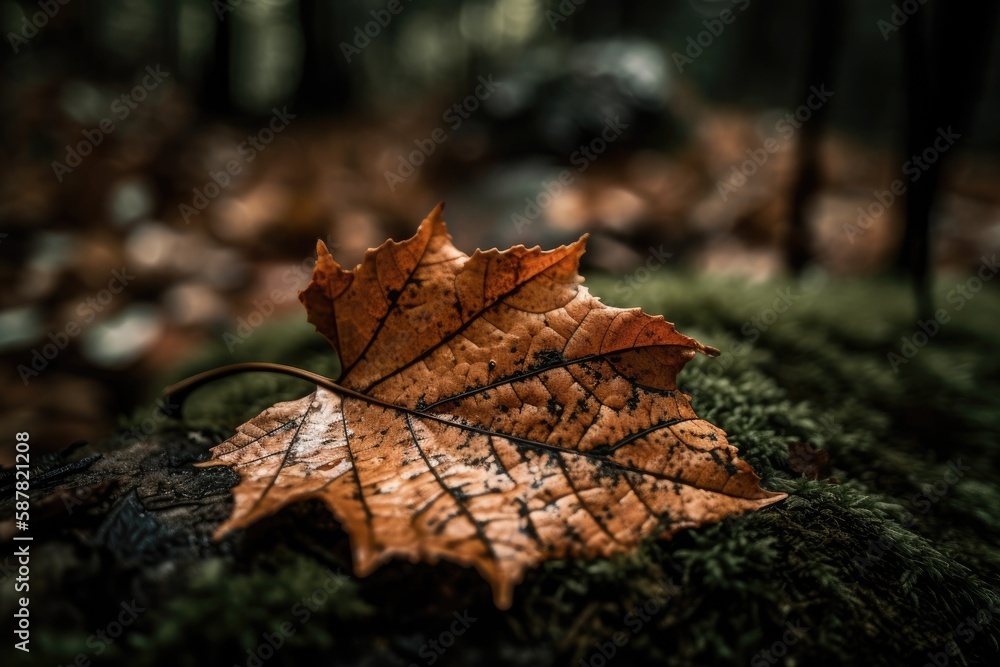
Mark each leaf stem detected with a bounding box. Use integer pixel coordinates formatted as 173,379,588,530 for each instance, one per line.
162,362,342,406
163,362,404,414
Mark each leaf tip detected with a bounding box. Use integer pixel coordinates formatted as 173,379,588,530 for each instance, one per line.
756,490,789,509
312,238,351,278
567,233,588,262
493,581,515,610
412,202,450,246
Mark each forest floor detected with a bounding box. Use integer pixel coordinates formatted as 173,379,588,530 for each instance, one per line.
3,270,1000,667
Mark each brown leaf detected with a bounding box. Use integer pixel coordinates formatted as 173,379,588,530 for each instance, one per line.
788,441,831,481
198,203,785,608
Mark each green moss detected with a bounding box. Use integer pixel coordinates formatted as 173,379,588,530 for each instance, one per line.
14,272,1000,666
123,552,373,667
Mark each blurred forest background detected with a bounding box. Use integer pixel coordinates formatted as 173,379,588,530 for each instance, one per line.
2,0,1000,456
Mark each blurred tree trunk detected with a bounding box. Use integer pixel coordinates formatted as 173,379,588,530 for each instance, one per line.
898,1,1000,319
200,1,234,116
785,0,845,274
161,0,181,77
295,1,353,114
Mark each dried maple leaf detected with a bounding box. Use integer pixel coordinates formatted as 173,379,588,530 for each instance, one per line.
189,203,785,608
788,441,831,481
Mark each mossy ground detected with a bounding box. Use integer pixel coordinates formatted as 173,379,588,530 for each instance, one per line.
6,271,1000,667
